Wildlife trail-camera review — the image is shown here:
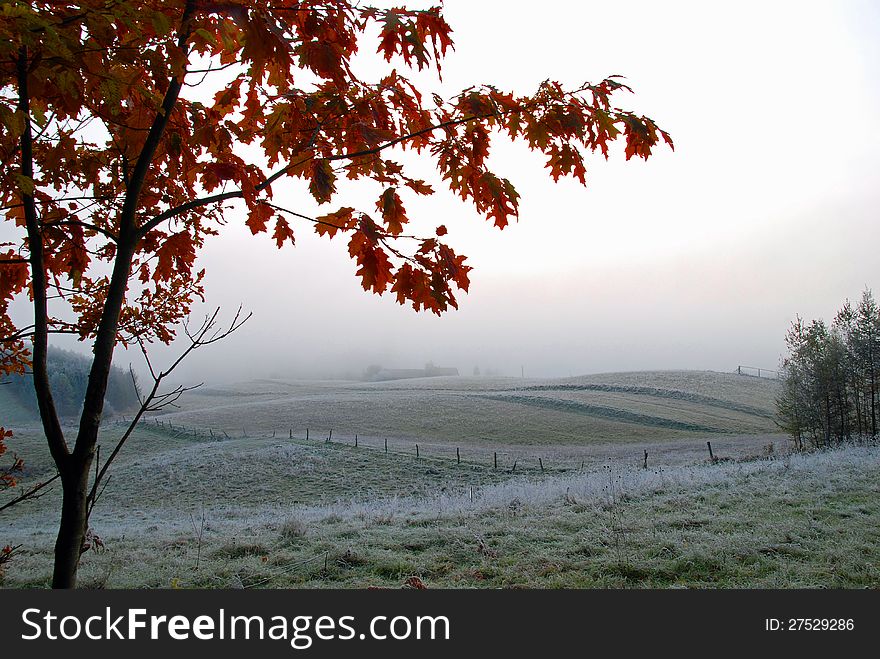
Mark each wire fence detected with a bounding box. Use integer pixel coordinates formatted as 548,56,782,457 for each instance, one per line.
112,415,737,475
735,365,779,379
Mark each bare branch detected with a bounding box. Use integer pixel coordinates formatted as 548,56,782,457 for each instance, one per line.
86,307,249,518
129,365,144,408
42,219,118,243
0,472,60,514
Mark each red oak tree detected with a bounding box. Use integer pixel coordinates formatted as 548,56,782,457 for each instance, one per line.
0,0,671,587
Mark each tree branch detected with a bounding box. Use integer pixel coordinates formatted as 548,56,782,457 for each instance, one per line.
136,190,241,239
42,219,118,243
136,110,499,238
0,473,60,514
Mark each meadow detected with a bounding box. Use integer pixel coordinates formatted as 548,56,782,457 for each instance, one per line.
2,370,878,588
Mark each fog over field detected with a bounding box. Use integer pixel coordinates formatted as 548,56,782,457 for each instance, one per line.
13,0,879,383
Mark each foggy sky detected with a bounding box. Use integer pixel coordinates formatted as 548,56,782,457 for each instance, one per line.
24,0,880,383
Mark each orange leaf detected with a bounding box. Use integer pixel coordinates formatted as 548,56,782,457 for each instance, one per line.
404,179,434,195
315,207,356,239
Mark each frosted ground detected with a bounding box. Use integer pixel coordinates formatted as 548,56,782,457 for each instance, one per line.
2,371,877,587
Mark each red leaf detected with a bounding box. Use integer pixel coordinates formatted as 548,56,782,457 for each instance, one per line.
349,230,393,294
246,204,273,235
376,188,407,235
309,160,336,204
272,217,295,248
153,232,196,282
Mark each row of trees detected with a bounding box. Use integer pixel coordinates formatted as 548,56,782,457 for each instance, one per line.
777,289,880,448
4,347,141,419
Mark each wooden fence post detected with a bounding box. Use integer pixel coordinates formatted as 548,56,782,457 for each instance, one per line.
707,441,714,461
539,458,544,472
355,434,358,447
416,444,420,459
384,438,388,454
643,450,648,470
494,452,497,470
456,447,460,464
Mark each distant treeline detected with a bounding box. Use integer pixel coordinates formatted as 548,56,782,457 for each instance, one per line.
4,347,141,419
777,289,879,448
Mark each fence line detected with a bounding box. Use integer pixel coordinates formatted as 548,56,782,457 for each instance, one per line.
113,415,750,474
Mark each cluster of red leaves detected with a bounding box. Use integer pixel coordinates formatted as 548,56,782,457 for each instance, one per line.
0,0,672,355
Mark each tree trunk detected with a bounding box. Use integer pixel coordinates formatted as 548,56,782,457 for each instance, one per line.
854,381,863,436
824,393,832,447
33,7,191,587
53,245,133,588
871,375,877,437
52,460,92,588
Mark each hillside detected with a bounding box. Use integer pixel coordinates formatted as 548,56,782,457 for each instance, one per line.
151,370,781,448
0,383,37,428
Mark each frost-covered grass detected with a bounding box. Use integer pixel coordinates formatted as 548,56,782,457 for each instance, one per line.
3,443,878,588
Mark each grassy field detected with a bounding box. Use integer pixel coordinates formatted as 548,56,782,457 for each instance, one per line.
5,369,875,589
3,443,877,588
138,369,781,449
